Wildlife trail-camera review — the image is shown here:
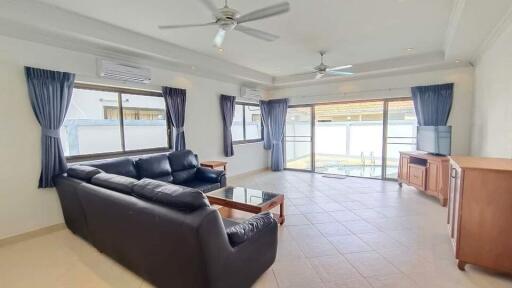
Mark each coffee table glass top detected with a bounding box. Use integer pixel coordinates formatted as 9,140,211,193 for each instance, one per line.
207,186,281,206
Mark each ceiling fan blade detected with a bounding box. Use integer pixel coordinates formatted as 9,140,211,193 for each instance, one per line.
237,2,290,24
315,73,324,80
198,0,218,13
326,64,353,71
234,25,279,41
213,29,226,48
158,22,217,29
327,70,354,76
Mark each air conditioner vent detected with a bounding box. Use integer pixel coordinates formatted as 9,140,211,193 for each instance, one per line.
240,86,262,103
98,60,151,84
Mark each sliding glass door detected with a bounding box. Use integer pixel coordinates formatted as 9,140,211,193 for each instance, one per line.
314,101,384,178
285,107,313,171
384,100,417,179
284,98,417,180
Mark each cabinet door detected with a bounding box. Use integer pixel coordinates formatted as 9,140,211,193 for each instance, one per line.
399,155,410,182
426,162,439,196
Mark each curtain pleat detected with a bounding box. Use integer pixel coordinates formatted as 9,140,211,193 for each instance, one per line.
260,100,272,150
267,99,289,171
24,67,75,188
162,87,187,150
220,94,236,157
411,83,454,126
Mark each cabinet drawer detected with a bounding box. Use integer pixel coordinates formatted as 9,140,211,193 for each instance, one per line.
408,164,426,190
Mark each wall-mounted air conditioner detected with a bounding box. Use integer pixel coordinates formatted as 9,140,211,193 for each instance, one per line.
97,59,151,84
240,86,262,103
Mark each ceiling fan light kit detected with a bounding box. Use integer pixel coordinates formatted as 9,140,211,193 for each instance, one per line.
158,0,290,48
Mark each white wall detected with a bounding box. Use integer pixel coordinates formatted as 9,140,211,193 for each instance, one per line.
0,35,268,240
270,67,475,156
471,21,512,158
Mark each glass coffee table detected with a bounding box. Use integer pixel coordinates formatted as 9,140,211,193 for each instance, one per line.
206,186,285,225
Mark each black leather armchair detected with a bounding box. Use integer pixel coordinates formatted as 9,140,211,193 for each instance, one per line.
168,150,226,192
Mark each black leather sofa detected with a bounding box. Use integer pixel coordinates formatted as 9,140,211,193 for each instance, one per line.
54,150,278,288
78,149,226,193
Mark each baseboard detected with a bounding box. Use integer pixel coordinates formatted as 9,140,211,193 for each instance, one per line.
228,167,270,182
0,223,66,247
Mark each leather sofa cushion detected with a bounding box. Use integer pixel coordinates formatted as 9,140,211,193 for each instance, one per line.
168,150,198,171
135,154,173,180
172,168,196,184
132,178,210,212
226,212,275,247
91,173,138,195
88,157,138,179
153,175,174,183
67,165,103,182
182,180,220,193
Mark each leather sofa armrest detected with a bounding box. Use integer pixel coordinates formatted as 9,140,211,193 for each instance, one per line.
196,167,226,184
226,212,275,247
198,210,278,287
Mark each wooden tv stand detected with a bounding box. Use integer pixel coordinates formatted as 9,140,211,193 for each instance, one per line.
397,151,449,206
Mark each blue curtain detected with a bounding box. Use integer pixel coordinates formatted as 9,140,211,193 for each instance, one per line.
220,94,236,157
25,67,75,188
267,99,289,171
162,87,187,150
259,100,271,150
411,83,454,126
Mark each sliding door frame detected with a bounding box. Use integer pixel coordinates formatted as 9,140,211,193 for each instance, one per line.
284,104,315,172
284,97,412,180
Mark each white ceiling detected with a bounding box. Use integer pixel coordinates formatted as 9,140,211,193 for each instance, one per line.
35,0,454,76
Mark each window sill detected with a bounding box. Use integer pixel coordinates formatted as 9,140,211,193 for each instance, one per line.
66,147,172,163
233,139,263,145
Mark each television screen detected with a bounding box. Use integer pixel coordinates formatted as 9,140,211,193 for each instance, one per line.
416,126,452,155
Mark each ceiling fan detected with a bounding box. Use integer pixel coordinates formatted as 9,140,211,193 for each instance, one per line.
312,51,354,79
158,0,290,48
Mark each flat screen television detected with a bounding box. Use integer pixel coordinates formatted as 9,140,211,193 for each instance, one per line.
416,126,452,156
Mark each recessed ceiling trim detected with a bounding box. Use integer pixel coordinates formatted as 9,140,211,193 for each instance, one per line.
0,0,273,85
444,0,466,58
472,4,512,64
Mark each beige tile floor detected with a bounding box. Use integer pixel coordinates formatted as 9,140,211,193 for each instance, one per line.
1,170,512,288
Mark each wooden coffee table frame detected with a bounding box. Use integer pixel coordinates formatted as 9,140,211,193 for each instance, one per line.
206,191,285,225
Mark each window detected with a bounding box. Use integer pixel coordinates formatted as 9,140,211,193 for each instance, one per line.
231,102,263,144
61,84,170,158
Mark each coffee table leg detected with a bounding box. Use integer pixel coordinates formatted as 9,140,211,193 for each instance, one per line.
279,200,285,225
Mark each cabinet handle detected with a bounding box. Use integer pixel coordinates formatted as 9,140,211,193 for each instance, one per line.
450,168,457,179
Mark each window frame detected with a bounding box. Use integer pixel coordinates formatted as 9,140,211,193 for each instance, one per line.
65,83,172,162
232,102,264,145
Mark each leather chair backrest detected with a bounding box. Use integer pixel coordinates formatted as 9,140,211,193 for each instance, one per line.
168,150,199,184
86,157,139,179
66,165,103,182
91,173,138,195
132,178,209,212
135,154,173,183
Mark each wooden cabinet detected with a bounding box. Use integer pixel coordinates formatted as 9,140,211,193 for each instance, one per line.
398,151,449,206
408,164,426,190
448,156,512,274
